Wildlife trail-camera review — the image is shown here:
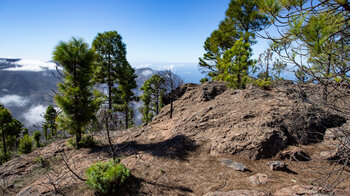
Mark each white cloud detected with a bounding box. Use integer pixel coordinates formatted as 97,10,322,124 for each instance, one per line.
153,64,174,71
0,95,29,107
4,59,58,72
134,64,151,69
23,105,46,126
2,89,8,92
142,70,154,76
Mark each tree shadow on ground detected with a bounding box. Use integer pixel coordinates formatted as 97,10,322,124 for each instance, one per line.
111,175,193,196
88,134,197,161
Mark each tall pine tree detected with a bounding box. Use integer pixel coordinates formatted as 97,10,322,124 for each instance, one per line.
140,74,165,123
53,37,100,149
199,0,269,86
115,61,138,129
42,105,58,140
93,31,127,157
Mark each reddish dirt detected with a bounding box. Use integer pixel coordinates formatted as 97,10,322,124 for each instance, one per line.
1,81,349,195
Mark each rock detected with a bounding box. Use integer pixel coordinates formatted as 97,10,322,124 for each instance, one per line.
279,106,346,145
200,81,227,101
274,185,328,196
268,161,287,171
155,81,346,160
333,186,350,196
205,190,269,196
221,159,247,172
319,150,339,161
249,173,269,185
162,83,199,105
277,147,311,161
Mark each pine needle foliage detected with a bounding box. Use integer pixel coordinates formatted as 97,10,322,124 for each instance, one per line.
85,159,130,195
53,37,100,149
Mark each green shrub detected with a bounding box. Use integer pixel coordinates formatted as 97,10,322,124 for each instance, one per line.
86,159,130,195
200,77,209,84
34,155,47,167
18,135,33,154
254,78,273,90
80,135,97,147
67,135,97,149
33,131,41,147
0,153,10,164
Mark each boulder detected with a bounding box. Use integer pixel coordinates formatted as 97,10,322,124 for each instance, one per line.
268,161,288,171
276,147,311,161
200,81,227,101
221,159,247,172
249,173,269,185
274,185,328,196
319,150,339,161
205,190,269,196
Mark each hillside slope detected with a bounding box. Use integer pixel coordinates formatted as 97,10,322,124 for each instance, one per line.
1,81,349,195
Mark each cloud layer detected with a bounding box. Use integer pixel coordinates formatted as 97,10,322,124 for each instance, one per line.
23,105,46,126
0,95,29,107
4,59,58,72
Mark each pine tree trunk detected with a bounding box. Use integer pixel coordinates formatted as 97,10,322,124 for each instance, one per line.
323,54,331,104
107,52,115,159
2,124,7,160
265,58,269,81
125,105,129,129
156,91,159,114
170,97,173,119
76,127,82,149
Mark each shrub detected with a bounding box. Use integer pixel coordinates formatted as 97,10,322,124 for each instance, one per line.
0,153,10,164
33,131,41,147
34,155,47,167
80,135,97,147
67,135,97,149
85,159,130,195
254,78,272,90
18,135,33,154
200,77,209,84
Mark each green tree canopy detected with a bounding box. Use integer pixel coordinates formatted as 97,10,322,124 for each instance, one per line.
53,37,100,148
199,0,270,86
140,74,166,123
42,105,58,140
114,61,138,129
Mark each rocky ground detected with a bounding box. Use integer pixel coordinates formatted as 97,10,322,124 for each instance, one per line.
1,81,350,195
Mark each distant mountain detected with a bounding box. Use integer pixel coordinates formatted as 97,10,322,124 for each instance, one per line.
0,58,173,130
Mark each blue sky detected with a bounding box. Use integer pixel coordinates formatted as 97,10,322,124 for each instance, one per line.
0,0,273,82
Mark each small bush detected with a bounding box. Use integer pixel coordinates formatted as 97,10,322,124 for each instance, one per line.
80,135,97,147
34,156,47,167
200,77,209,84
67,135,97,149
18,135,33,154
86,159,130,195
0,153,10,164
254,78,272,90
33,131,41,147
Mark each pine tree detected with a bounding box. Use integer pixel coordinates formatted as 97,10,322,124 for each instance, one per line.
199,18,239,78
42,105,57,140
140,90,152,123
216,38,254,89
0,105,23,162
0,106,13,160
140,74,166,123
162,70,183,119
115,61,138,129
93,31,127,157
199,0,269,81
53,37,100,149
